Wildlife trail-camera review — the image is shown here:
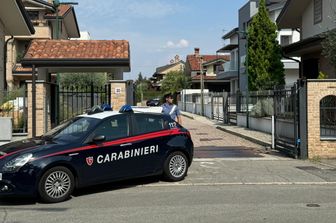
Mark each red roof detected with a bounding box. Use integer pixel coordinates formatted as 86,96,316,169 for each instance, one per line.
24,40,130,60
186,55,230,71
45,5,72,17
192,75,217,80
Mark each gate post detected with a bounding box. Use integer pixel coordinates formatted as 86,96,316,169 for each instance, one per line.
27,81,52,137
211,93,214,119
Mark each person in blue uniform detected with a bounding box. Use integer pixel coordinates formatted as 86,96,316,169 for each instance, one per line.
162,93,182,124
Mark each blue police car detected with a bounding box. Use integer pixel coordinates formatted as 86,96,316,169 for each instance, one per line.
0,106,193,203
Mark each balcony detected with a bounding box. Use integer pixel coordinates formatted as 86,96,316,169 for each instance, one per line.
216,62,238,80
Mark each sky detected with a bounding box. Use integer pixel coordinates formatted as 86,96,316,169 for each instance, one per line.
74,0,248,80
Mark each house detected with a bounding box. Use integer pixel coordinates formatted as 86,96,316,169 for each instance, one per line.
217,28,239,94
0,0,35,91
236,0,300,91
185,48,230,92
5,0,80,89
150,55,185,91
277,0,336,78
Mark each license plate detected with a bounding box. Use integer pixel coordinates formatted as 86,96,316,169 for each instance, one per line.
0,173,2,181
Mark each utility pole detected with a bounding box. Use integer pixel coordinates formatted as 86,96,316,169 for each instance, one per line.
199,56,204,116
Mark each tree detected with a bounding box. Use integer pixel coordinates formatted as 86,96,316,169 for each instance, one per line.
161,71,191,95
59,73,107,89
322,29,336,72
247,0,285,91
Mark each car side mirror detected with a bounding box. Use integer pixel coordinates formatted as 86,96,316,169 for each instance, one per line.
92,135,105,143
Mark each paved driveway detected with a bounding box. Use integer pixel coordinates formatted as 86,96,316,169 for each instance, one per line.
181,116,266,159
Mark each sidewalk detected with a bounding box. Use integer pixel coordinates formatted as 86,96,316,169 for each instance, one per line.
181,111,336,168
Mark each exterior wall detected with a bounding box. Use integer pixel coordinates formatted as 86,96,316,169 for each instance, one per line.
27,82,51,137
302,0,336,39
230,34,238,44
161,63,184,75
110,82,127,111
0,20,5,91
307,80,336,158
284,69,299,86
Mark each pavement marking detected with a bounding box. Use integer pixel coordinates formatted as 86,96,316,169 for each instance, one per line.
199,162,219,169
193,156,292,162
141,181,336,187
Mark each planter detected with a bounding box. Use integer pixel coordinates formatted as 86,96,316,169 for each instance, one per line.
0,117,12,141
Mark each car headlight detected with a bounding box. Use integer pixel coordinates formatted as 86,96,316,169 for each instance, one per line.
2,153,33,173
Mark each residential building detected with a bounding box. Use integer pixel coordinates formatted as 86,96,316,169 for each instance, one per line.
5,0,80,89
277,0,336,78
235,0,300,92
217,28,239,94
185,48,230,92
71,31,91,40
150,55,185,91
0,0,35,91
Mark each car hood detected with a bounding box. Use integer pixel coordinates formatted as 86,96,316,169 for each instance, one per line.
0,138,71,159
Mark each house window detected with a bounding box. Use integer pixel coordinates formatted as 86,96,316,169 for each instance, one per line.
280,35,292,46
314,0,323,24
320,95,336,139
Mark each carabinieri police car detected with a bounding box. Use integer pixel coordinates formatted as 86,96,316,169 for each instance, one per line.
0,105,193,203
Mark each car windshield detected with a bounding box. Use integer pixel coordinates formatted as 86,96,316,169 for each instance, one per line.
43,117,100,142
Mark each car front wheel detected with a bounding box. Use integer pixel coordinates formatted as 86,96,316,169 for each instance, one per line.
38,166,75,203
163,151,188,181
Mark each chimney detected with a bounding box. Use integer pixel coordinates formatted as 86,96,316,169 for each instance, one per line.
194,48,200,57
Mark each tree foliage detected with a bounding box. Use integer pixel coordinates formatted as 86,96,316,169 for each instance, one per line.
322,29,336,72
59,73,107,88
161,71,191,94
247,0,285,90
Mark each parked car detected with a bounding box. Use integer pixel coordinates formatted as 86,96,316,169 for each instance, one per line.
0,105,193,203
146,98,161,106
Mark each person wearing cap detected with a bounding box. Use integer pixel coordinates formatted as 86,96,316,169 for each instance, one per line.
162,93,182,124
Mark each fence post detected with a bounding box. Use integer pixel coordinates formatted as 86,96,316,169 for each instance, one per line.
246,91,249,128
211,93,214,119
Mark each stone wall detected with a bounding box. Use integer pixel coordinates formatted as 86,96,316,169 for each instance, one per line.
110,82,127,111
27,81,51,137
307,80,336,158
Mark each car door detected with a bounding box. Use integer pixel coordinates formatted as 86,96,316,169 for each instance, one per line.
78,114,134,184
130,113,166,175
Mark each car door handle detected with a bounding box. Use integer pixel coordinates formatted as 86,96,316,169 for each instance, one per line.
120,143,132,147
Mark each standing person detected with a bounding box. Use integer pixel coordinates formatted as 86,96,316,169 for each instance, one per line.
162,93,182,124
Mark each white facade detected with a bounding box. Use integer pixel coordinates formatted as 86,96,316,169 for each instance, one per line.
71,31,91,40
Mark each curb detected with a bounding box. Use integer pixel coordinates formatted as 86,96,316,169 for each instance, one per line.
216,126,271,148
181,113,194,120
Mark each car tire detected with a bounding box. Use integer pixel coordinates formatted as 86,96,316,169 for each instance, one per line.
38,166,75,203
163,151,188,182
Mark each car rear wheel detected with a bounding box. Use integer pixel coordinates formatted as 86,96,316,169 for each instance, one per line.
38,166,75,203
163,151,188,181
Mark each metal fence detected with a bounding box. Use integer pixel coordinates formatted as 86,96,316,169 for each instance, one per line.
0,86,28,133
57,84,111,124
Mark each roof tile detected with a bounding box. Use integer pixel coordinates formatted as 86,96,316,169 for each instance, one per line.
187,55,230,71
24,40,130,60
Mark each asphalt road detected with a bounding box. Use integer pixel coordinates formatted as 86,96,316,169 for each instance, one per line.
1,182,336,223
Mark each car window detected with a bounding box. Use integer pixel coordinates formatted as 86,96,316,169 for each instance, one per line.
133,114,165,135
44,117,100,142
94,115,129,141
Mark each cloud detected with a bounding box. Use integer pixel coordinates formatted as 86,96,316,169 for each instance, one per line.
164,39,189,49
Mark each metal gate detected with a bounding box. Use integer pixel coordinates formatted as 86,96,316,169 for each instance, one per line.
274,83,300,158
56,83,111,124
225,92,237,124
212,92,226,122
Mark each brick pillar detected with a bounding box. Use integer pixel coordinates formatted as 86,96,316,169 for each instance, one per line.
27,81,51,137
110,81,127,111
307,80,336,158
